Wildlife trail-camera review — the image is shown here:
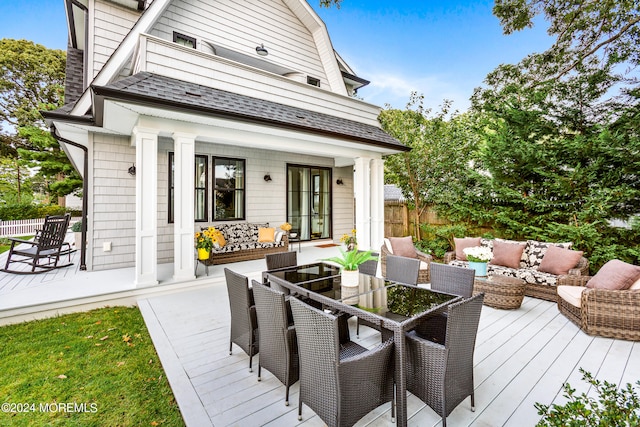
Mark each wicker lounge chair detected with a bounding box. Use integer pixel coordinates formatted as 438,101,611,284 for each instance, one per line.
224,268,259,372
430,262,475,297
405,293,484,427
557,275,640,341
252,280,299,405
2,214,72,274
290,297,395,427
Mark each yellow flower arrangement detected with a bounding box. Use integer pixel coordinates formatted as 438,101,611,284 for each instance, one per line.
195,227,225,251
340,229,357,248
280,222,292,232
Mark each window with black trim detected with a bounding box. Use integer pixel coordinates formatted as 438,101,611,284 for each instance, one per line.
213,157,245,220
168,153,208,223
173,31,196,49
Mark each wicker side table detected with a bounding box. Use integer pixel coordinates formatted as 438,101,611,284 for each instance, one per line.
473,275,526,309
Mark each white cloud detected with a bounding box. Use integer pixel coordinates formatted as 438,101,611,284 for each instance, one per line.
359,71,472,113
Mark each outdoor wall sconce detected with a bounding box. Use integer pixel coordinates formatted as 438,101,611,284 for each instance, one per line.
336,178,344,185
128,164,136,176
256,44,268,56
264,174,272,182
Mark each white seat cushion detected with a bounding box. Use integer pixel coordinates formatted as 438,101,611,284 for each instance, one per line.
557,285,586,308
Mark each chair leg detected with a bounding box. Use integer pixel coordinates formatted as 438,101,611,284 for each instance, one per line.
229,341,232,355
298,396,303,421
258,364,262,381
471,393,475,411
249,354,253,372
285,384,290,406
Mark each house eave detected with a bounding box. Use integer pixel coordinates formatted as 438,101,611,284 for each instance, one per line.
91,83,410,153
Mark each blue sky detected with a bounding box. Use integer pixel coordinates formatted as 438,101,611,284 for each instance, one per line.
1,0,553,112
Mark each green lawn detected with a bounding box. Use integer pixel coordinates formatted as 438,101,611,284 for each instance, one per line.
0,307,185,426
0,236,34,254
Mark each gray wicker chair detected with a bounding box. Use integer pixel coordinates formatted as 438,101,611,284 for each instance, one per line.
405,293,484,427
224,268,259,372
252,280,299,405
265,251,297,270
386,254,420,285
430,262,475,297
357,251,379,276
290,297,395,427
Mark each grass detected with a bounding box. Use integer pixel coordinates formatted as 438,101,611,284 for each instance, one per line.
0,236,34,254
0,306,184,426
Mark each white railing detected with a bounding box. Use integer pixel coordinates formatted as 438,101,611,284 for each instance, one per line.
0,218,46,237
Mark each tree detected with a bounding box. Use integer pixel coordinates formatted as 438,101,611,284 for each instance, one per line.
380,94,483,239
0,38,80,204
468,0,640,267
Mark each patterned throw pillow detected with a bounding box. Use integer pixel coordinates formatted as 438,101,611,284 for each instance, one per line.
523,240,573,269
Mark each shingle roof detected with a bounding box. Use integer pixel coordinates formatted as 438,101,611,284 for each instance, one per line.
64,46,84,105
91,72,408,151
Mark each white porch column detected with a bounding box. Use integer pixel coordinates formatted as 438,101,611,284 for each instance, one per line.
370,158,385,250
133,127,159,287
172,132,196,281
354,157,371,250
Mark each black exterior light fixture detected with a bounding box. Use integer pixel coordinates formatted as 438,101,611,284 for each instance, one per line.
128,164,136,176
264,174,272,182
256,44,268,56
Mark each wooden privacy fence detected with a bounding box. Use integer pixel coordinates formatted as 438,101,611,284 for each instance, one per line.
384,201,448,239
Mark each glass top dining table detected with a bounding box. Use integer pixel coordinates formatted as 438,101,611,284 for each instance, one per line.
264,262,461,427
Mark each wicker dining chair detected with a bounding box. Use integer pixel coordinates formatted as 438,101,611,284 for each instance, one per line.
224,268,259,372
405,293,484,427
430,262,475,297
386,254,420,285
289,297,395,427
265,251,297,270
357,251,379,276
251,280,299,405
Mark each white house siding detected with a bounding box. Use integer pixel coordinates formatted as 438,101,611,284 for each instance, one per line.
90,0,141,81
90,133,137,271
149,0,329,88
89,133,354,269
137,35,381,127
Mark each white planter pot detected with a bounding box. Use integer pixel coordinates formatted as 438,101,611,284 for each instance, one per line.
341,270,360,305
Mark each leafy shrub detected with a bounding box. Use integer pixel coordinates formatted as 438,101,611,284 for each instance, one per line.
71,219,82,232
0,204,80,221
535,368,640,427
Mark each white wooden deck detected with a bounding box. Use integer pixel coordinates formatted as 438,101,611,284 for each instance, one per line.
1,242,638,426
139,274,640,427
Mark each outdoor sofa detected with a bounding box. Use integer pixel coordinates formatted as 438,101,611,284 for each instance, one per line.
200,222,288,266
446,237,589,302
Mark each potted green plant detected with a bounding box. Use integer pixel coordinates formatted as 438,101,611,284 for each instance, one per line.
324,248,378,304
